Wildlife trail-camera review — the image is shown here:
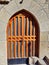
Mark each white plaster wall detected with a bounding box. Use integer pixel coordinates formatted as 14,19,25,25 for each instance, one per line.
0,0,49,65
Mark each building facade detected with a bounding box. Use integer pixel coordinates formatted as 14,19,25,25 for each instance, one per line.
0,0,49,65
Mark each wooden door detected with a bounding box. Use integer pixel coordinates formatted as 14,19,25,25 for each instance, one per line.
7,10,39,59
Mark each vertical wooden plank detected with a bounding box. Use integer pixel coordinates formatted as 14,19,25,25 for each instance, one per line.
26,18,28,35
33,27,35,56
18,16,20,58
10,19,12,58
22,15,24,58
19,14,22,36
32,23,34,56
14,17,16,58
24,17,25,35
18,15,20,35
7,22,11,59
30,20,32,36
14,17,16,36
26,17,28,57
30,20,32,56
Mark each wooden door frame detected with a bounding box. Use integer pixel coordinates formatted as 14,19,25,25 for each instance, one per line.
6,9,40,59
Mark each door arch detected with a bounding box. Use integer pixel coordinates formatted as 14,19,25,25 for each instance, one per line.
6,9,40,59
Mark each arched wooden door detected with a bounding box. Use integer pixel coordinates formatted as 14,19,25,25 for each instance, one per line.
7,10,40,64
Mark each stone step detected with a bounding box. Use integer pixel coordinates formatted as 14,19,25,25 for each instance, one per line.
43,56,49,65
35,60,42,65
29,56,46,65
35,60,47,65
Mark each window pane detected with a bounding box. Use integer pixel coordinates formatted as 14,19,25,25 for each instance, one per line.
16,17,18,36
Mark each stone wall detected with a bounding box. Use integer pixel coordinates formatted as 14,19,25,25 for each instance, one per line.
0,0,49,65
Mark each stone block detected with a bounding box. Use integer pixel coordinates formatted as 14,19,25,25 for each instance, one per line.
40,41,48,58
0,41,7,65
40,32,48,41
0,20,6,41
40,22,49,32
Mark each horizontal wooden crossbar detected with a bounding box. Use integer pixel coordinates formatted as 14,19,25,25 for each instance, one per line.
8,36,36,42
